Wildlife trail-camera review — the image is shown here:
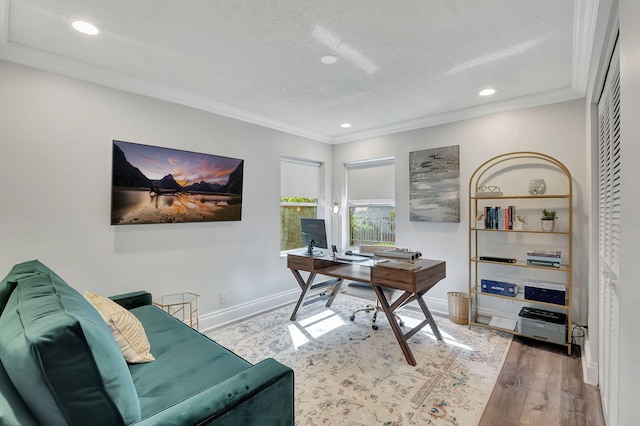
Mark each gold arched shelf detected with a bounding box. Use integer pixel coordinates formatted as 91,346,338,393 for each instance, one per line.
468,151,573,355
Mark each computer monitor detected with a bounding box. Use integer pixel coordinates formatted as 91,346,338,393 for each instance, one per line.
300,218,328,255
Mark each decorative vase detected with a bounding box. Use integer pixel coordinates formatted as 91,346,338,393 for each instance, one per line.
528,179,547,195
541,219,555,231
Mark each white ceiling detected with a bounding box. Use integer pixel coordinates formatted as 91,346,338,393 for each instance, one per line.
0,0,598,144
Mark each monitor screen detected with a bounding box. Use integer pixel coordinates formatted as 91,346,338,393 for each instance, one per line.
300,218,328,255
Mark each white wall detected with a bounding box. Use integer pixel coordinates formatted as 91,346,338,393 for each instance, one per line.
332,100,588,323
0,60,332,329
0,60,589,331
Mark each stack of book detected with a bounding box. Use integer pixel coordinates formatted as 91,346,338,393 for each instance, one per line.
526,250,561,268
483,206,516,230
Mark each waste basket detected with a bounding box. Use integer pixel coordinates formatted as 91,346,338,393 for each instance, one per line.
447,291,469,325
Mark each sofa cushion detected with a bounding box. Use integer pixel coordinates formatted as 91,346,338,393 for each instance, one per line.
0,361,39,426
127,305,253,419
0,265,141,426
85,292,155,363
0,278,15,315
0,260,44,314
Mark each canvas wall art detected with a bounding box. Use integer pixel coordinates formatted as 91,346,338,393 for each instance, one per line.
111,140,243,225
409,145,460,222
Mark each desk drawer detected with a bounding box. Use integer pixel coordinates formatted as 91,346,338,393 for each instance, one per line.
287,254,336,271
371,260,445,292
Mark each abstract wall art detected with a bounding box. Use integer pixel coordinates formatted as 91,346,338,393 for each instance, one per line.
409,145,460,222
111,140,244,225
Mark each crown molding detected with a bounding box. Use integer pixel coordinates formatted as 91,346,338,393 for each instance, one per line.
572,0,600,95
332,87,584,144
0,45,334,144
0,0,593,146
0,2,334,144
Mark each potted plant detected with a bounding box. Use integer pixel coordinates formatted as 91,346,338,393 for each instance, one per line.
541,209,557,231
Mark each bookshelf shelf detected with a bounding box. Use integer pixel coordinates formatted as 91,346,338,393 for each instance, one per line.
470,228,570,235
469,257,571,271
471,315,567,344
468,151,573,355
471,194,570,200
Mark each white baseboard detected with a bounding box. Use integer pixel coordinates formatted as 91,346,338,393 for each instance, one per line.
199,292,503,334
581,334,599,385
199,288,300,333
200,290,456,333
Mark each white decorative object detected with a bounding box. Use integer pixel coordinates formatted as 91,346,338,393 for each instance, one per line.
476,185,503,197
541,220,555,231
528,179,547,195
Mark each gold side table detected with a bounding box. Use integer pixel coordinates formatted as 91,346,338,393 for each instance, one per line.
153,292,199,330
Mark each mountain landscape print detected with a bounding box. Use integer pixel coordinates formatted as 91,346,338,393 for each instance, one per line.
111,140,243,225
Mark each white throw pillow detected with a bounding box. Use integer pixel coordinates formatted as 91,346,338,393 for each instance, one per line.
84,292,155,363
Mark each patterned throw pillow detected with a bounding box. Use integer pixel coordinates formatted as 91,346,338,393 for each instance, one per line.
84,292,155,363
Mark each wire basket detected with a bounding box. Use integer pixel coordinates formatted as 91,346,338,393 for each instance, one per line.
447,292,469,325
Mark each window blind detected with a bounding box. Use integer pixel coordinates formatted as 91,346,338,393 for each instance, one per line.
281,157,322,198
345,157,395,201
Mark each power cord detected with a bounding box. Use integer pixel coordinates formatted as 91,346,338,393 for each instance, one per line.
570,323,587,358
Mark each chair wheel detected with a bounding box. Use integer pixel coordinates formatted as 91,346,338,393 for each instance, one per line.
349,315,355,321
399,321,405,327
372,325,379,331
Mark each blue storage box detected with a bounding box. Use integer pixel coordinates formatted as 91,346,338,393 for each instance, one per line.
480,279,518,297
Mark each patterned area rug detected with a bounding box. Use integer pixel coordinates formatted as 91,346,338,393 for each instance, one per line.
208,293,512,426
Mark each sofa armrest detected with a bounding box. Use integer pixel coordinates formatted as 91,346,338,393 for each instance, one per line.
132,358,294,426
109,291,152,310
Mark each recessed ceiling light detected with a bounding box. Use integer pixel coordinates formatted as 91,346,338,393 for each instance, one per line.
321,55,337,65
72,20,100,36
341,123,352,128
479,88,497,96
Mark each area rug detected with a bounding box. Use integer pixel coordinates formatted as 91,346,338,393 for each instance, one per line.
208,293,512,426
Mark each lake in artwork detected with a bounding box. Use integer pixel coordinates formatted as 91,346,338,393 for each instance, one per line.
409,145,460,222
111,140,243,225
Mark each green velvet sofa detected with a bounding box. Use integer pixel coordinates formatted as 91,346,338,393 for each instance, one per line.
0,260,294,425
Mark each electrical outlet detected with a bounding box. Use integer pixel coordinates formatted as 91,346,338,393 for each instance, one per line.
220,292,227,304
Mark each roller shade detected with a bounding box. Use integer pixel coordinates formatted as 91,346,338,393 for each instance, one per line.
346,157,395,201
281,157,321,198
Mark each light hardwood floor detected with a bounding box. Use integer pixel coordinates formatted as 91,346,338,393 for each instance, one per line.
343,284,605,425
479,337,605,426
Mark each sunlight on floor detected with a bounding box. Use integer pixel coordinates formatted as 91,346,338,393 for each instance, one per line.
288,309,346,350
398,314,475,351
287,308,475,352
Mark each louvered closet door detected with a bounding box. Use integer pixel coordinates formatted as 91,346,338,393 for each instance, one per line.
597,41,620,426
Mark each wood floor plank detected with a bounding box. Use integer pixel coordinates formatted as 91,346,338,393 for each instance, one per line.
479,337,606,426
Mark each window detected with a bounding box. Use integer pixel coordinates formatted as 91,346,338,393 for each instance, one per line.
280,158,322,252
345,158,395,247
349,204,395,246
280,197,317,251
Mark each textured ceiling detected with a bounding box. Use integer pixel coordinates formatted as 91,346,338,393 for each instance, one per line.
0,0,597,143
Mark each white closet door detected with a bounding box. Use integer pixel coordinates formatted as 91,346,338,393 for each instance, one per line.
597,41,620,426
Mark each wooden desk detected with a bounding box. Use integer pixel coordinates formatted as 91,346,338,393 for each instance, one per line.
287,253,446,366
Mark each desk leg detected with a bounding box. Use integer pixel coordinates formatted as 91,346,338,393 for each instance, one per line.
416,295,442,341
289,269,316,321
372,287,443,366
289,269,343,321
